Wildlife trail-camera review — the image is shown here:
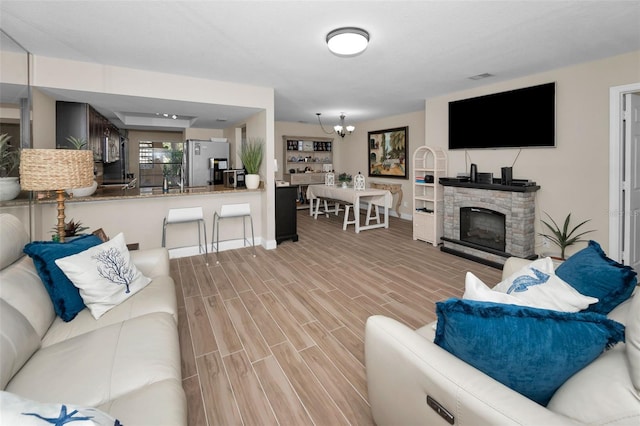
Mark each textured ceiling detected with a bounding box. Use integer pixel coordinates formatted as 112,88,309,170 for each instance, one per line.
1,1,639,130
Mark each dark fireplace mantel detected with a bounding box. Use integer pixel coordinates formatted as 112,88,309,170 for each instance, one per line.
439,177,540,193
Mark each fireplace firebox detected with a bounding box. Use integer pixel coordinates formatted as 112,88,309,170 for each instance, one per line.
460,207,506,252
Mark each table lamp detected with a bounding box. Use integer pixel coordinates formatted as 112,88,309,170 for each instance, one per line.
20,149,94,242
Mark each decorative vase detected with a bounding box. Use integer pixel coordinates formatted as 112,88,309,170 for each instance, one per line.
245,174,260,190
66,180,98,197
0,177,21,201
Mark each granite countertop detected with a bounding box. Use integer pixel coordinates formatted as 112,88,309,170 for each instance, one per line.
0,185,263,207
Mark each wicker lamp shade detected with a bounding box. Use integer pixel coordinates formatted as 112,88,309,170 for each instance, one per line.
19,149,94,243
20,149,94,190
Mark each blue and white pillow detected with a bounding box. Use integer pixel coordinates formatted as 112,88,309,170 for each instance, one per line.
23,235,103,321
434,298,625,406
464,257,598,312
0,391,121,425
55,233,151,319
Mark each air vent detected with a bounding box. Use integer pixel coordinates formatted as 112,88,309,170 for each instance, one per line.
469,73,494,80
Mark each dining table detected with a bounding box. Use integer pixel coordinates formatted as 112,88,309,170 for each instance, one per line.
306,184,393,233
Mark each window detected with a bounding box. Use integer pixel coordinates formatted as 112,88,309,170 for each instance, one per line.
138,141,183,187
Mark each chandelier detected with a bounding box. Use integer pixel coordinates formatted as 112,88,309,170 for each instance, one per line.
316,113,355,138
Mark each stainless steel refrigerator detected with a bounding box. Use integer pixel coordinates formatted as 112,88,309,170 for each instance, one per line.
185,139,229,187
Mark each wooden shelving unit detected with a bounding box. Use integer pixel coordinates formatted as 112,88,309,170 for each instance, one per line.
282,135,333,209
412,146,447,246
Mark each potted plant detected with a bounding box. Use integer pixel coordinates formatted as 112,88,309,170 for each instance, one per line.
338,172,352,188
0,133,21,201
50,218,89,242
63,136,98,197
239,137,264,190
539,212,595,260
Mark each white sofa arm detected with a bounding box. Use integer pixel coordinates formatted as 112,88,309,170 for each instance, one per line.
129,248,170,279
365,315,578,426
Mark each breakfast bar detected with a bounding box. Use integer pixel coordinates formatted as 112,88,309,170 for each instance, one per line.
0,185,264,256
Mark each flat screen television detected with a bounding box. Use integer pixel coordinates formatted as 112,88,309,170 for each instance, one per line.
448,82,555,150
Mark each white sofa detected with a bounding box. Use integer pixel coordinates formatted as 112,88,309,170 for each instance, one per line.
365,257,639,425
0,213,187,425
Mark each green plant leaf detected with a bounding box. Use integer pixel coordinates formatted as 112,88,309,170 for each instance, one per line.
65,136,87,150
239,137,264,175
0,133,20,177
538,211,595,259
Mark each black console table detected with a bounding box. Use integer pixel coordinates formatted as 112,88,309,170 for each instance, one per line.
275,185,299,244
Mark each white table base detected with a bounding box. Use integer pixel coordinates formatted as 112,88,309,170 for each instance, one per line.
306,185,392,233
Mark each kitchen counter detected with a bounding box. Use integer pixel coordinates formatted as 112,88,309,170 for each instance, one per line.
1,185,263,206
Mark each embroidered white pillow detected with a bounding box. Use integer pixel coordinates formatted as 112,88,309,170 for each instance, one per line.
0,391,121,425
55,233,151,319
464,257,598,312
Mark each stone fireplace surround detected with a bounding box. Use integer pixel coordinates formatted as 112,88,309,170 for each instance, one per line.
440,182,540,267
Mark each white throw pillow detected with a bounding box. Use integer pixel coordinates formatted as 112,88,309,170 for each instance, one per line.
55,233,151,319
464,257,598,312
0,391,121,425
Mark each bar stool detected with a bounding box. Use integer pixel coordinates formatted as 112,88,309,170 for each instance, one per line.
162,207,208,260
212,203,256,262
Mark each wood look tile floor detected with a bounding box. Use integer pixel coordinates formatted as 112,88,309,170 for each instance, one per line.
173,209,502,426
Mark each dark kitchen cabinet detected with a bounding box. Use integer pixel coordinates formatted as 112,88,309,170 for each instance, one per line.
275,185,299,244
56,101,121,163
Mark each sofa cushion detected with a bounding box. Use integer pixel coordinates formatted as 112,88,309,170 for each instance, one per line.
434,298,625,406
41,275,177,348
464,257,598,312
55,233,151,319
5,312,181,407
556,240,637,314
23,235,103,322
0,300,40,389
0,256,56,339
546,345,639,424
96,379,187,426
626,292,640,390
0,391,121,426
0,213,29,270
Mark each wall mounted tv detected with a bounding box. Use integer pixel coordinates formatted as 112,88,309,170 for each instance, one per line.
448,82,555,150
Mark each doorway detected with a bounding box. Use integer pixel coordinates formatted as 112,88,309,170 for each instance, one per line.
609,83,640,270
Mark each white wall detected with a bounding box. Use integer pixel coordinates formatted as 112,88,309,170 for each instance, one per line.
30,88,56,149
0,50,28,85
275,111,425,218
425,50,640,256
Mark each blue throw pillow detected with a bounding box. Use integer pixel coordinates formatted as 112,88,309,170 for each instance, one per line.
434,298,625,406
23,235,102,322
556,240,637,314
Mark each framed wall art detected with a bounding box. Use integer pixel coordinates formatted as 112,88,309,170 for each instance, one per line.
368,126,408,179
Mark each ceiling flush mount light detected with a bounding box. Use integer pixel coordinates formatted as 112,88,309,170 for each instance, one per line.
316,113,355,138
326,27,369,57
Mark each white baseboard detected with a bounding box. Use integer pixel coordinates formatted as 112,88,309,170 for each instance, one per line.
167,237,264,259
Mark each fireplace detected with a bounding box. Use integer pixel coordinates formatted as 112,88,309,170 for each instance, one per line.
440,182,539,267
460,207,506,252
